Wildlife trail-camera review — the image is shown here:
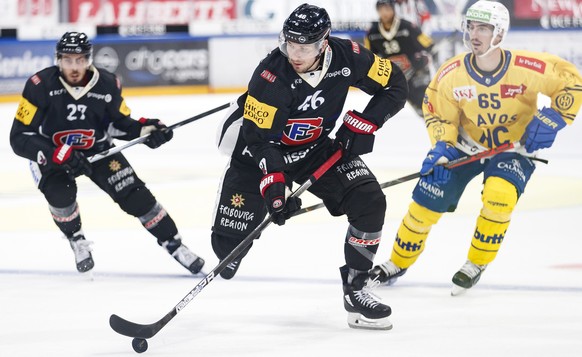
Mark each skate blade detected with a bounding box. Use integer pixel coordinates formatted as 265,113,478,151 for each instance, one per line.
366,277,399,290
451,284,468,296
79,269,94,281
347,313,393,330
386,277,400,286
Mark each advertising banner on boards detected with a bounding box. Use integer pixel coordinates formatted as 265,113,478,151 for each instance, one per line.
93,38,209,87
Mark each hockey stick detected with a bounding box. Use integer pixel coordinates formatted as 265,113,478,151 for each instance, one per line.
87,102,231,163
109,149,343,349
294,141,546,216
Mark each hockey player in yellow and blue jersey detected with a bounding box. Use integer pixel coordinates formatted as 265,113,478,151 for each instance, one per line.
369,0,582,295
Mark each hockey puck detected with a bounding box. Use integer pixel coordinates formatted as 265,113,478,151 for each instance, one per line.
132,338,148,353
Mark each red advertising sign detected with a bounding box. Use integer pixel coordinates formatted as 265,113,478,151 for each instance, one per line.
513,0,582,28
2,0,58,26
514,0,582,18
18,0,54,16
68,0,236,25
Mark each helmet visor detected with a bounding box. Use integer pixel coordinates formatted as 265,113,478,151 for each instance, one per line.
278,31,327,59
57,53,92,69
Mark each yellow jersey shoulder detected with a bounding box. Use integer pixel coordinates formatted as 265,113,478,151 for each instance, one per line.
432,53,466,86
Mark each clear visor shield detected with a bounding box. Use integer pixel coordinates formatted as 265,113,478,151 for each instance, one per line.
56,54,93,69
278,32,326,59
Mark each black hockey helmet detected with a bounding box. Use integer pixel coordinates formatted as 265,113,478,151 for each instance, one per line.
281,3,331,44
376,0,396,8
56,32,93,59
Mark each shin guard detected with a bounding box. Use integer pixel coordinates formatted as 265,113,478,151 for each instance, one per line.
49,202,82,236
468,177,517,265
138,202,179,243
391,202,442,268
344,225,382,271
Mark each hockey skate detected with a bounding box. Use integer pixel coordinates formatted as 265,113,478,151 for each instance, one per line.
340,265,392,330
451,260,487,296
219,259,241,280
67,231,94,273
163,239,205,274
368,260,407,287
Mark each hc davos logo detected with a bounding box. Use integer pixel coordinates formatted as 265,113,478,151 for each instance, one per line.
52,129,96,149
281,117,323,145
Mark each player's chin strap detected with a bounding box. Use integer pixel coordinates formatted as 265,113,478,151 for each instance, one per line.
303,40,329,73
87,102,231,163
301,51,324,74
294,141,548,217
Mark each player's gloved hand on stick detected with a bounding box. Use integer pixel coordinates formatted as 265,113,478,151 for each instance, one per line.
260,172,302,226
414,50,431,68
52,144,93,178
522,107,567,153
334,110,377,157
420,141,460,185
139,118,174,148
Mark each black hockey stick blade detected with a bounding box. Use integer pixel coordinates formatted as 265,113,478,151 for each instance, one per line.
109,314,169,339
109,149,343,341
108,261,221,339
108,217,269,340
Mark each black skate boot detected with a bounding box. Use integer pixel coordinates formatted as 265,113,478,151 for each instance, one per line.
340,265,392,330
451,260,487,296
67,231,94,273
163,238,205,274
219,259,241,280
368,260,407,287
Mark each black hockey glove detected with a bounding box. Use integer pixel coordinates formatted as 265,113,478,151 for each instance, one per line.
259,172,302,226
334,110,377,157
413,50,432,69
139,118,174,149
52,144,93,178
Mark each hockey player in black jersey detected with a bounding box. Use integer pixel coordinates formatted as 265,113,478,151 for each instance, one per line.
212,4,408,330
10,32,205,275
365,0,434,117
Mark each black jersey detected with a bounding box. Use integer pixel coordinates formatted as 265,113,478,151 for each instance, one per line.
241,36,407,173
10,66,141,163
365,18,433,78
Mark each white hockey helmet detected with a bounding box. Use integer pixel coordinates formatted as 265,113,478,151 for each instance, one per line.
462,1,510,55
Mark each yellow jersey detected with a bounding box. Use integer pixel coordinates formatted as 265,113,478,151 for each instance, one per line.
422,49,582,151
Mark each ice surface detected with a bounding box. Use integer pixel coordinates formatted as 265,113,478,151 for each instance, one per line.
1,92,581,356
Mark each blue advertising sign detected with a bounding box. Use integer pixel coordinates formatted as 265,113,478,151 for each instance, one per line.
0,41,53,94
